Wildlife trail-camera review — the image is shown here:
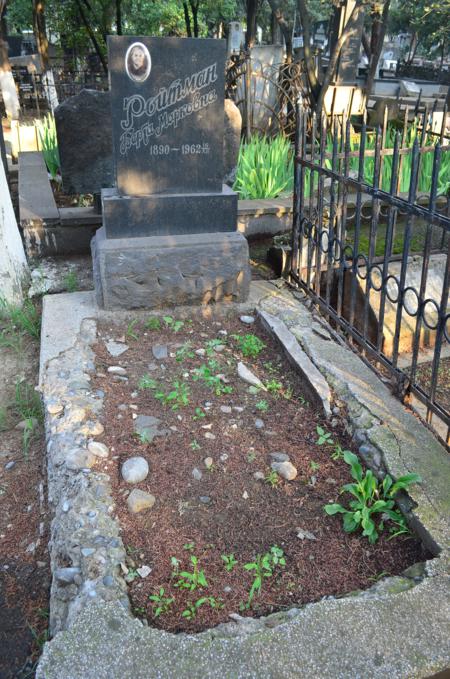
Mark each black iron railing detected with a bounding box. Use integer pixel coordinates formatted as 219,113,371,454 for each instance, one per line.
290,105,450,447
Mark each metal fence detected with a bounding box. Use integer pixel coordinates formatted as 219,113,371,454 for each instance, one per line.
290,104,450,447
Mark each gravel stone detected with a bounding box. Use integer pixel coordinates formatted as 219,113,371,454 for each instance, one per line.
269,452,290,463
4,460,16,471
137,566,152,578
47,402,64,415
240,315,255,324
127,489,156,513
192,467,203,481
254,471,265,480
106,341,128,357
237,362,266,390
199,496,211,504
121,457,149,484
107,366,127,376
255,419,265,429
220,406,232,414
204,457,213,469
271,460,298,481
152,344,168,360
88,441,109,458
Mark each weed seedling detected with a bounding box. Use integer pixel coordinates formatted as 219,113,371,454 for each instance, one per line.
316,425,333,446
13,381,43,424
192,364,233,396
0,297,41,340
232,334,265,358
176,342,195,363
170,556,181,574
149,588,174,617
324,450,421,543
182,596,223,620
309,460,320,472
205,338,226,356
63,270,78,292
190,439,201,451
155,380,190,409
264,470,280,487
331,443,347,461
255,400,269,412
175,555,208,591
193,407,206,421
183,542,195,552
243,546,286,608
138,374,158,390
266,379,283,394
247,450,256,463
221,553,238,572
163,316,184,332
145,317,161,331
126,319,139,341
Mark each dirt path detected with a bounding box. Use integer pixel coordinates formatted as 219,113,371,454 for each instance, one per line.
0,314,49,679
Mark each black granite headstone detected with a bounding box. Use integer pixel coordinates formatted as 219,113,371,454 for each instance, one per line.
108,36,225,196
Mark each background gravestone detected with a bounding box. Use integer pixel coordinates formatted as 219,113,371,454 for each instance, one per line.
55,89,113,194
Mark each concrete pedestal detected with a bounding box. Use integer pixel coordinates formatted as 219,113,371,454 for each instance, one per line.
92,227,250,310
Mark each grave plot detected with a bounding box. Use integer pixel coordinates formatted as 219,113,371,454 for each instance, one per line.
91,313,427,633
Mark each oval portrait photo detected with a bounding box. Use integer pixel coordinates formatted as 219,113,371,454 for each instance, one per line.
125,42,151,83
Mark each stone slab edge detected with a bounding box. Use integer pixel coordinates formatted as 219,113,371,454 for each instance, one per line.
257,309,332,417
37,287,450,678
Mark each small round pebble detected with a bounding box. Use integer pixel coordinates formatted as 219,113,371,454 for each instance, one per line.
240,315,255,325
121,457,149,484
255,418,265,429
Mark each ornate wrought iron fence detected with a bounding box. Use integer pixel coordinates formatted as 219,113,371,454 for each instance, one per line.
290,104,450,447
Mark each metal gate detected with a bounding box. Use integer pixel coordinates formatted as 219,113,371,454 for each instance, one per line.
290,104,450,446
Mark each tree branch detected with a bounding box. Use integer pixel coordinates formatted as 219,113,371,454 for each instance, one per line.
266,0,293,62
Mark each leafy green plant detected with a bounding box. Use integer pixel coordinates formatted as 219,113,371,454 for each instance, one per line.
170,556,181,574
183,542,195,552
13,381,43,424
264,470,280,487
243,546,286,608
174,555,208,592
232,334,265,358
182,596,223,620
163,316,184,332
176,342,194,363
255,399,269,412
22,417,36,459
155,380,190,409
63,271,78,292
316,425,333,446
190,439,201,450
126,319,139,340
149,588,174,617
36,113,60,179
221,553,238,572
247,450,256,462
331,443,347,461
193,407,206,421
233,135,294,199
192,364,233,396
309,460,320,472
145,317,161,331
138,374,158,390
0,297,41,340
324,451,421,544
266,379,283,394
205,338,226,356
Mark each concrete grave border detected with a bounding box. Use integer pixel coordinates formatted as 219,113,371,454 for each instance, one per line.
37,283,450,678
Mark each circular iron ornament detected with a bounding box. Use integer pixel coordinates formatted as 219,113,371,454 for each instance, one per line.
361,204,373,221
379,203,390,219
421,298,440,330
369,264,383,291
319,230,330,253
301,218,313,238
403,286,420,317
331,236,344,263
444,314,450,343
343,244,354,261
385,274,400,303
356,253,368,279
345,206,356,222
125,42,151,83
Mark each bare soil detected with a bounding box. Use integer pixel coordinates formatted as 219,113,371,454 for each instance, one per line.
92,313,427,634
0,316,49,678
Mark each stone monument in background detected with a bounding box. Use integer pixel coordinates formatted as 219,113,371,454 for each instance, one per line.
92,36,250,309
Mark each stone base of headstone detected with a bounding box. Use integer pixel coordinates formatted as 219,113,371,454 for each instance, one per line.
102,185,237,238
91,227,250,310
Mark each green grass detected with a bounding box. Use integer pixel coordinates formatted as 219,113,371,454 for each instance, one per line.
0,298,41,341
233,135,294,199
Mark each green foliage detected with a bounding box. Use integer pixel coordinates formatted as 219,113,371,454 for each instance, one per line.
163,316,184,332
155,380,190,410
233,135,294,199
205,338,226,356
0,297,41,342
145,317,161,331
264,470,280,487
243,546,286,608
309,460,321,472
265,379,283,394
174,555,208,592
192,364,233,396
221,553,238,572
232,334,265,358
182,595,223,620
125,319,139,340
331,443,348,461
190,439,201,450
36,113,60,180
316,425,333,446
138,374,158,390
324,451,421,544
193,407,206,421
176,342,195,362
63,271,78,292
149,588,174,617
255,399,269,412
13,381,43,424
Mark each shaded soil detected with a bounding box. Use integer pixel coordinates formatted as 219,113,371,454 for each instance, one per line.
92,314,428,634
0,316,49,678
413,356,450,415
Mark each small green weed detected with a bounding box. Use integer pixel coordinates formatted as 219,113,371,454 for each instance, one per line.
138,374,158,390
63,270,78,292
247,450,256,462
309,460,320,472
149,588,174,617
205,338,226,356
182,596,223,620
13,381,43,423
264,470,280,487
316,425,333,446
155,380,190,410
0,297,41,340
324,451,421,544
232,334,265,358
221,553,238,572
125,319,139,340
145,317,161,331
266,379,283,394
163,316,184,332
255,400,269,412
174,555,208,592
192,364,233,396
243,546,286,608
331,443,347,461
193,407,206,421
176,342,195,363
183,542,195,552
190,439,201,450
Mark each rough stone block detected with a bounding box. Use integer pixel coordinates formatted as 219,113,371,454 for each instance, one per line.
102,185,237,238
92,227,250,309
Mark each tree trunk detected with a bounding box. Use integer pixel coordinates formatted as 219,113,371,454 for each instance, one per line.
182,2,192,37
266,0,293,62
297,0,320,105
245,0,259,49
365,0,391,96
74,0,108,74
32,0,59,111
0,158,29,303
189,1,200,38
116,0,122,35
0,8,20,119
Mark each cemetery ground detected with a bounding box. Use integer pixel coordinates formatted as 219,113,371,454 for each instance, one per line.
91,312,427,633
0,299,50,678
